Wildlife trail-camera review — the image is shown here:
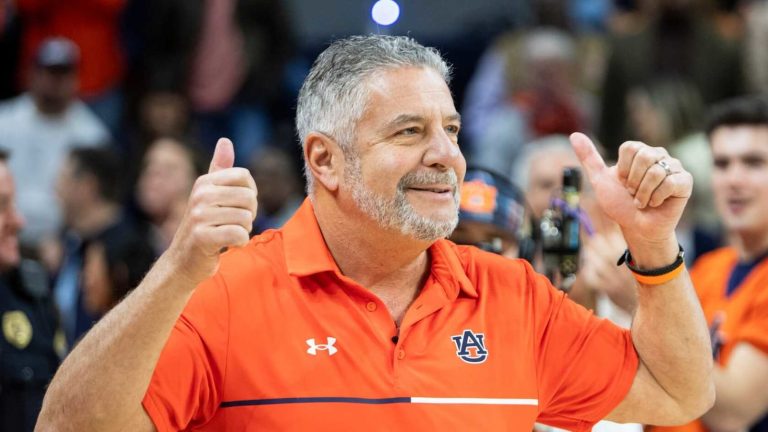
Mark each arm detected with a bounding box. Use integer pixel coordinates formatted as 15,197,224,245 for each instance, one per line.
570,134,714,425
701,343,768,431
35,139,257,432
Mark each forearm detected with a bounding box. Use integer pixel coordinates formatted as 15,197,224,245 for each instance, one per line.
37,252,196,432
701,344,768,432
627,236,714,417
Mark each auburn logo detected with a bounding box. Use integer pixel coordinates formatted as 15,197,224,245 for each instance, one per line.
451,329,488,364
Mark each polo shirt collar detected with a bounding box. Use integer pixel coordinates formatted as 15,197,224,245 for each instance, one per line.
282,199,478,299
283,199,341,277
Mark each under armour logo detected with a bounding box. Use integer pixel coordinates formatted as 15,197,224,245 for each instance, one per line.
306,337,338,356
451,329,488,364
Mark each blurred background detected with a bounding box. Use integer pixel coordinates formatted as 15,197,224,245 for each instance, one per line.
1,0,767,430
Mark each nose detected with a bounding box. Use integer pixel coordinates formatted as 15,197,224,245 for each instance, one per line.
10,205,25,231
423,127,465,173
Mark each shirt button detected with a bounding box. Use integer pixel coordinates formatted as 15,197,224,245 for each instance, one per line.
366,302,377,312
397,349,406,360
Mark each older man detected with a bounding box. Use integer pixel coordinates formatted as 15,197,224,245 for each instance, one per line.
37,35,712,431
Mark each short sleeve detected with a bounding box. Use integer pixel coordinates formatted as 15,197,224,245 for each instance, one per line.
142,273,230,432
736,288,768,355
529,265,639,431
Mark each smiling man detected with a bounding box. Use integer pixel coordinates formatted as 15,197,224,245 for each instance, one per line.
651,96,768,432
38,35,712,431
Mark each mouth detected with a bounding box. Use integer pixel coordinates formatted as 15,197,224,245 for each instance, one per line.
726,197,751,214
408,185,454,194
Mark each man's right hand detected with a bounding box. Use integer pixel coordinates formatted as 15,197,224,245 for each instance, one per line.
167,138,258,285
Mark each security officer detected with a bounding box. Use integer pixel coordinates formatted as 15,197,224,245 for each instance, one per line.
0,151,64,432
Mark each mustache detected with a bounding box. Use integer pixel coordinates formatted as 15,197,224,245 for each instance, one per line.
398,170,459,191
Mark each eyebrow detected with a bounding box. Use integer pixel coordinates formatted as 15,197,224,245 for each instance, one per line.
382,112,462,131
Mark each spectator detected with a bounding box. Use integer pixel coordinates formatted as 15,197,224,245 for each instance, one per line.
0,37,109,253
249,147,304,233
0,150,63,432
599,0,745,157
451,167,532,260
53,147,128,347
648,95,768,432
136,0,295,166
134,137,205,255
81,229,155,317
15,0,128,132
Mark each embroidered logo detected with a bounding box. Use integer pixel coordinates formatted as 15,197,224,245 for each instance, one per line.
306,337,338,356
451,329,488,364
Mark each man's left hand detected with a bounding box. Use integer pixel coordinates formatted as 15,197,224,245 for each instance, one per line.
569,133,692,248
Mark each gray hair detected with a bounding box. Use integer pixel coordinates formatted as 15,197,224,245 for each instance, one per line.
511,135,576,191
296,34,452,194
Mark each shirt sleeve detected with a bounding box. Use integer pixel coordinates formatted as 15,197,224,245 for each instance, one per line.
141,273,230,432
528,264,639,431
735,286,768,355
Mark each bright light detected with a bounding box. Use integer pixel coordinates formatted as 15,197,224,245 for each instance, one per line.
371,0,400,26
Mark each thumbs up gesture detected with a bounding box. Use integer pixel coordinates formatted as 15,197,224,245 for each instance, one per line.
167,138,258,284
570,133,692,264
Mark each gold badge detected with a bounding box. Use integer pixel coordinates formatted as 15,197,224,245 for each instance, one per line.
3,310,33,350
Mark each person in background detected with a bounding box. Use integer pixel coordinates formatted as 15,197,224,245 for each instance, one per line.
15,0,128,133
53,147,127,347
134,137,205,255
451,167,532,260
0,150,64,432
0,37,109,255
649,94,768,432
249,146,304,234
81,230,156,317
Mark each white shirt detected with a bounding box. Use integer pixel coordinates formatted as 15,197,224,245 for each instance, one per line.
0,94,110,245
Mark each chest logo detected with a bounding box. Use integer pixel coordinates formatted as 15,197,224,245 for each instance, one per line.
451,329,488,364
306,337,338,356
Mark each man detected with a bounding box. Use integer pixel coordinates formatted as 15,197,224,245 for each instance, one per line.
0,37,109,252
651,96,768,432
37,35,712,431
53,147,128,346
0,151,63,431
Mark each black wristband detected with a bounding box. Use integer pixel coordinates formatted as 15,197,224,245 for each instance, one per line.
616,244,685,276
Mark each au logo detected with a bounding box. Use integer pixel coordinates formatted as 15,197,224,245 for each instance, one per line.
451,329,488,364
3,310,33,350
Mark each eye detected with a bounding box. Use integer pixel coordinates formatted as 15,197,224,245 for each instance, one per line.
445,124,460,134
397,127,421,136
713,158,728,170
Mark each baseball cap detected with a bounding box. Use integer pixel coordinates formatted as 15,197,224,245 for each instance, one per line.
35,37,80,69
459,168,527,237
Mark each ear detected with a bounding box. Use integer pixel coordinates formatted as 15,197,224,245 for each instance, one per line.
304,132,343,192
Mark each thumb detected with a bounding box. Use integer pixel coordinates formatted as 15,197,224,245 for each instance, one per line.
569,132,606,182
208,138,235,173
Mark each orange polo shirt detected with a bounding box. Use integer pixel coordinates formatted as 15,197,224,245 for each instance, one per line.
142,200,638,431
650,247,768,432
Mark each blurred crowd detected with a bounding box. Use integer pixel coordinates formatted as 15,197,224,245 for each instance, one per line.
0,0,767,430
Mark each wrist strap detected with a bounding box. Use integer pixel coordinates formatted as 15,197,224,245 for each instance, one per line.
617,244,685,285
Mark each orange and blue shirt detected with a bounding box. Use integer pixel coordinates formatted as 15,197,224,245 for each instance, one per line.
650,247,768,432
142,200,638,431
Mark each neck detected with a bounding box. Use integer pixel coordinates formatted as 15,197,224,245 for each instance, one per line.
734,230,768,262
71,202,120,238
313,194,432,292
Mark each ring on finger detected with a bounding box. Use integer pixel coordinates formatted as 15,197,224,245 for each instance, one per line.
656,159,673,176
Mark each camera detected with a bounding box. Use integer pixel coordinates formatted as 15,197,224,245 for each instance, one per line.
539,167,581,291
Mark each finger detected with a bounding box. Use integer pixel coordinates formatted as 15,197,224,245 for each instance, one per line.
625,146,667,195
205,167,258,190
206,225,251,250
616,141,644,184
633,162,668,208
569,132,606,183
647,171,693,208
189,206,254,233
191,184,258,216
209,138,236,173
